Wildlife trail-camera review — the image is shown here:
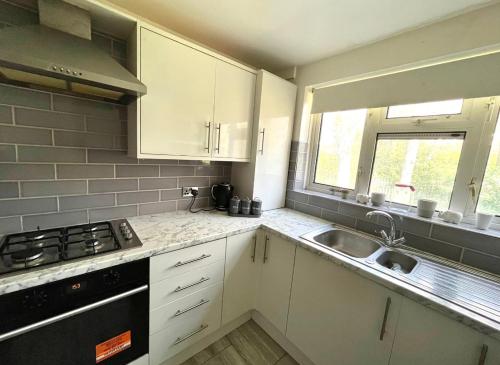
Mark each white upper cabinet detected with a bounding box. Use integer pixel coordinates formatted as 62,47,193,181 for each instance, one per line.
130,25,256,161
390,297,495,365
213,61,256,161
139,28,215,158
287,247,402,365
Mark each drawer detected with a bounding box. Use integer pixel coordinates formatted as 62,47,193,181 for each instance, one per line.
150,238,226,283
150,260,224,310
150,282,223,335
149,297,221,365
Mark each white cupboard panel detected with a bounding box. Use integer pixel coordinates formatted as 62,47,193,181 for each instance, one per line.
140,27,215,157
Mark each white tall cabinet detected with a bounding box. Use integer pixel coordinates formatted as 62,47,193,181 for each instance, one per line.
231,71,297,209
129,24,256,161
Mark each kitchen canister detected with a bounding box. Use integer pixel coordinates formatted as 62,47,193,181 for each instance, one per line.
241,197,252,215
251,198,263,216
229,196,241,214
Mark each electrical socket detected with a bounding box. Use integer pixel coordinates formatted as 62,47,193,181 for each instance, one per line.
182,187,198,197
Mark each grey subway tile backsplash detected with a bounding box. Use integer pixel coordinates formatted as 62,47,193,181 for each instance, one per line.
0,182,19,199
194,165,223,176
21,180,87,197
116,164,159,178
54,130,114,149
0,197,57,217
404,233,462,262
89,205,137,222
0,216,22,234
286,190,309,204
53,94,125,119
56,164,114,179
117,191,159,205
0,164,55,180
179,177,210,188
87,149,138,164
462,250,500,275
0,105,12,124
15,108,85,130
138,201,176,215
0,145,16,162
23,210,88,231
431,224,500,257
59,194,116,211
0,84,51,109
321,209,356,228
0,125,53,145
88,179,138,193
160,165,195,177
161,189,182,201
86,117,126,135
294,202,321,218
139,178,177,190
309,195,340,211
18,146,86,163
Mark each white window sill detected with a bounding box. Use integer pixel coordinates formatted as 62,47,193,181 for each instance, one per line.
299,189,500,239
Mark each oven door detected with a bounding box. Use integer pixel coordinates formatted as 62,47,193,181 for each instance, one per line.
0,285,148,365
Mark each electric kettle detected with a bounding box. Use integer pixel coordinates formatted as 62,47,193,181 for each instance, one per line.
211,183,234,211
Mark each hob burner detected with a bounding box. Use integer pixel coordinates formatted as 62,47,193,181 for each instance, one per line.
10,246,44,263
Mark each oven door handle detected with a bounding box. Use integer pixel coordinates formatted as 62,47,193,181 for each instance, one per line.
0,284,148,343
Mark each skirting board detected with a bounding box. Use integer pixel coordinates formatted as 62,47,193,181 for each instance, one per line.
251,310,315,365
159,312,252,365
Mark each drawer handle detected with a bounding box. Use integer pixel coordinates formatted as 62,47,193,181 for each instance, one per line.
263,236,269,263
174,254,211,267
379,297,391,341
174,277,210,293
175,299,210,317
205,122,211,152
478,344,488,365
173,324,208,345
251,236,257,263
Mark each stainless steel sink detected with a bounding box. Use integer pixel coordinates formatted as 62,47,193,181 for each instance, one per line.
301,226,381,258
375,251,418,274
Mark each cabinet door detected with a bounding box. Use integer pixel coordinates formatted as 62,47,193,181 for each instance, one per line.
213,61,255,160
140,27,215,157
255,232,296,334
287,247,401,365
222,230,260,325
390,297,486,365
254,71,296,210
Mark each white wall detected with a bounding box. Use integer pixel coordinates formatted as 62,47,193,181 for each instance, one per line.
292,3,500,142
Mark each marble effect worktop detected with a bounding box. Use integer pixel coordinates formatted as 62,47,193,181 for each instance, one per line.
1,208,499,339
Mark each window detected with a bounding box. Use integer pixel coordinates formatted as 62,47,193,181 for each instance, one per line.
308,96,499,221
370,133,465,211
386,99,463,119
313,109,367,190
477,113,500,215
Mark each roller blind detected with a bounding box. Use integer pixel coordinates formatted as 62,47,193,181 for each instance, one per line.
311,52,500,114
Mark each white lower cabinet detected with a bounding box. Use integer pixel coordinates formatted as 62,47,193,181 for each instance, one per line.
390,297,499,365
287,247,402,365
128,354,149,365
222,230,260,325
255,231,296,334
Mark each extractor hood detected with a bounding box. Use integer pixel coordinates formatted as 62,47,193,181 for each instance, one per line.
0,0,146,104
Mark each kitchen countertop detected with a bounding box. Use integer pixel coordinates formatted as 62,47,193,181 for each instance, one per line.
0,208,499,339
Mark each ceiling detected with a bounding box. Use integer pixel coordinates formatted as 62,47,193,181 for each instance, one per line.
108,0,494,71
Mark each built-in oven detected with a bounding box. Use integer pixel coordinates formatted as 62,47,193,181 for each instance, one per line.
0,259,149,365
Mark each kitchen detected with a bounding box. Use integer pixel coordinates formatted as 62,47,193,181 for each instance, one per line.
0,0,500,364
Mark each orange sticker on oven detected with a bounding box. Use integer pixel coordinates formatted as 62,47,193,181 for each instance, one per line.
95,330,131,363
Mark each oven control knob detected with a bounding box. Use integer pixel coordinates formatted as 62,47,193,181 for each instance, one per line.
124,232,133,240
119,222,127,229
103,270,121,286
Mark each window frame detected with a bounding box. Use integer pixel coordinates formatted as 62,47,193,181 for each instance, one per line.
306,96,499,222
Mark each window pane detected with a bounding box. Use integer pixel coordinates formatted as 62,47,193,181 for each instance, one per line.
477,114,500,215
314,109,367,189
370,134,464,211
387,99,463,119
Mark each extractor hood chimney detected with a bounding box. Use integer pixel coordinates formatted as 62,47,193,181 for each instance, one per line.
0,0,146,104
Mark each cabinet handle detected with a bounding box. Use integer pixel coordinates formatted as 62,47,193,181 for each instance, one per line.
478,344,488,365
251,236,257,263
174,299,210,317
174,254,211,267
174,277,210,292
173,324,208,345
205,122,211,152
258,128,266,155
379,297,391,341
263,235,269,263
215,123,221,153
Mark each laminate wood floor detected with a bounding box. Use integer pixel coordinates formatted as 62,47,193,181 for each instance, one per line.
181,320,298,365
